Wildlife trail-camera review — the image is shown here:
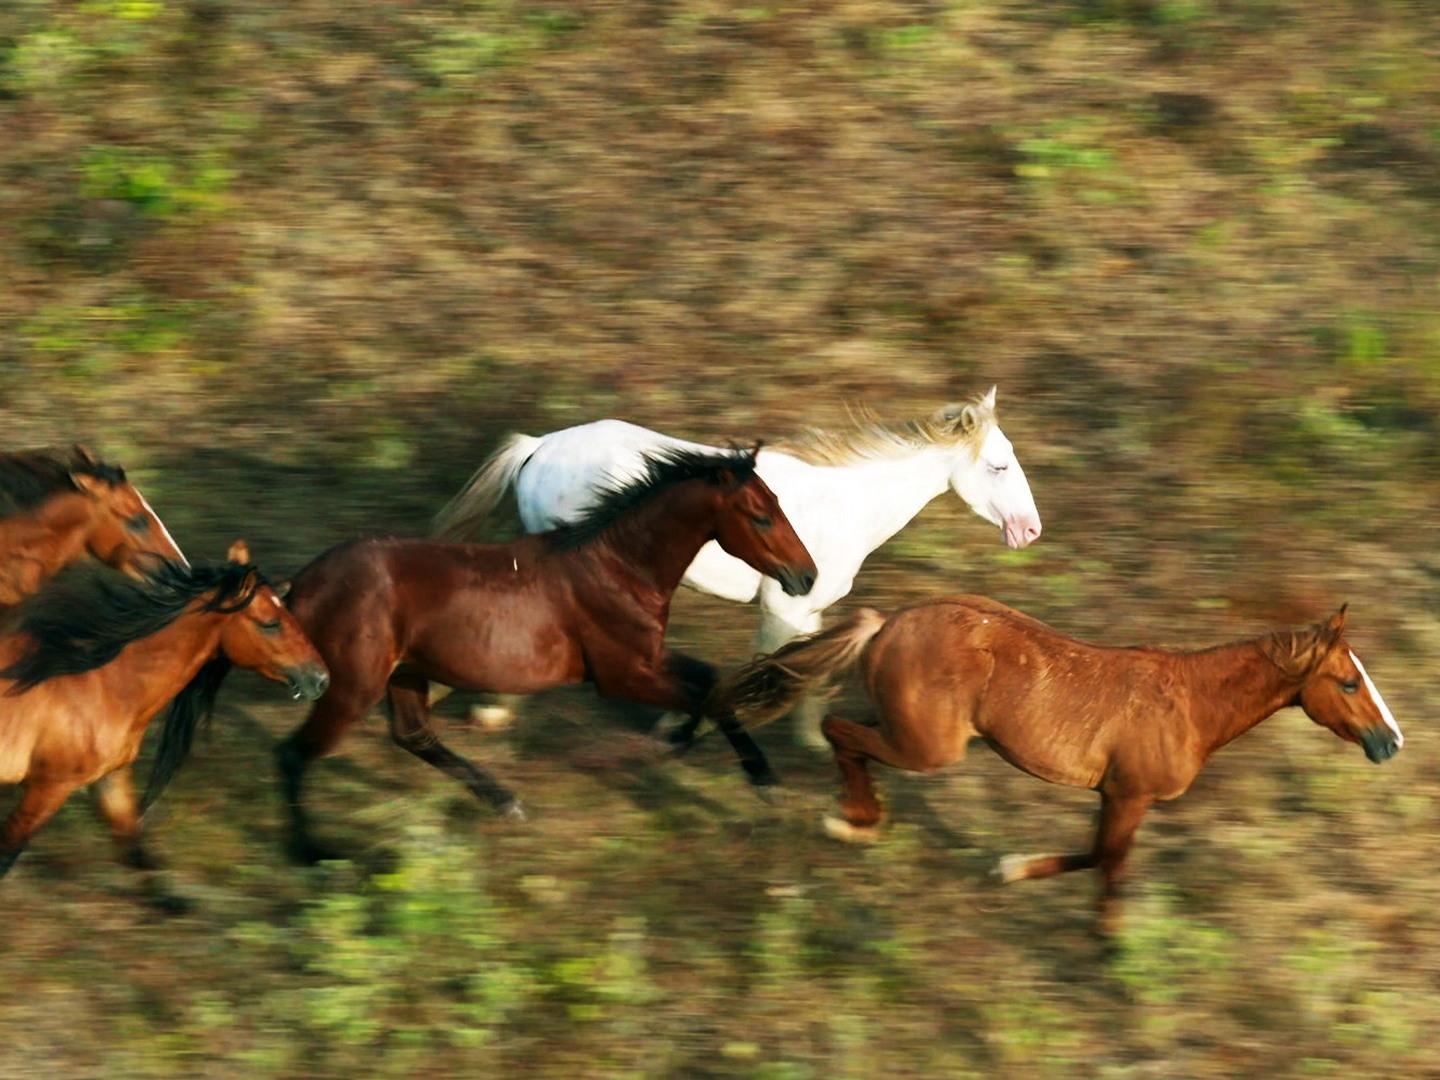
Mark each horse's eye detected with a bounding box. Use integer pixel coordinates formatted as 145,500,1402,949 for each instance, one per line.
1340,679,1358,695
125,512,150,533
751,514,773,531
987,463,1009,475
258,619,283,635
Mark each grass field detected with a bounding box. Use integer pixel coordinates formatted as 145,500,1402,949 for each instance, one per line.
3,0,1439,1076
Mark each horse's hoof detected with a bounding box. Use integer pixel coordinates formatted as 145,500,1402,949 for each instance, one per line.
470,704,515,731
498,799,528,823
289,839,343,866
125,847,165,872
148,890,195,916
822,815,880,845
994,854,1034,884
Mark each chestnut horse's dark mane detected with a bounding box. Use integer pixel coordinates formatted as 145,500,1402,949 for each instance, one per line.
546,446,758,552
0,445,126,517
1,559,264,693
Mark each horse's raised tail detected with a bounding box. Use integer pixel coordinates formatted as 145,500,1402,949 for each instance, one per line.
432,432,543,541
710,608,888,730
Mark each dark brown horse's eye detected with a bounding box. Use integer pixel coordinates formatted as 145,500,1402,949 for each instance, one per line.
751,514,773,531
1340,680,1358,694
125,512,150,533
258,619,283,635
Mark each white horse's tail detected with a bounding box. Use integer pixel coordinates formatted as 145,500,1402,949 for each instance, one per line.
432,433,543,541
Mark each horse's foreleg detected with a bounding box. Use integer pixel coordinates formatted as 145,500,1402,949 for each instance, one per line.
818,712,953,843
92,766,159,870
0,780,79,878
997,793,1151,933
607,653,778,789
276,679,382,864
754,602,826,748
387,671,525,819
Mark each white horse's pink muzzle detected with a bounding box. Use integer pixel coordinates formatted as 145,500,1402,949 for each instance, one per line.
1003,515,1043,550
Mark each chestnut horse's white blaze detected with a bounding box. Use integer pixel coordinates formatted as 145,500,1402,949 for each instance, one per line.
1350,650,1402,746
435,388,1041,745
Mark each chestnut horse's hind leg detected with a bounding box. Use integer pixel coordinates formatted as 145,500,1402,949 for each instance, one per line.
0,781,79,878
997,793,1152,934
92,767,160,870
818,713,949,844
386,671,525,820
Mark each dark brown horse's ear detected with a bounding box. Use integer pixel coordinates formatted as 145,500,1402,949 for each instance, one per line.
69,471,108,498
274,580,292,602
72,443,99,466
227,539,252,565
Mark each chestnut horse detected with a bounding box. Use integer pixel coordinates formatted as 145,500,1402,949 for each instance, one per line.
713,597,1403,932
0,444,188,608
0,542,328,877
277,446,816,863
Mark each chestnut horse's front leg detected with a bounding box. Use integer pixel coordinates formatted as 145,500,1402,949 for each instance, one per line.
997,792,1152,934
92,766,161,870
0,780,80,878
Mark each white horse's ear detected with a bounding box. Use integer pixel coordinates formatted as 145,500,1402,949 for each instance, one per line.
983,385,997,409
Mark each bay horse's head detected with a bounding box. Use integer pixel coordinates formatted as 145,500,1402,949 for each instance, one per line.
711,448,817,597
942,388,1043,551
1285,606,1403,764
216,540,329,701
66,446,190,574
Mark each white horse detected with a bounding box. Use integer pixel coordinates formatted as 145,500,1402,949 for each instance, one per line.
434,388,1042,745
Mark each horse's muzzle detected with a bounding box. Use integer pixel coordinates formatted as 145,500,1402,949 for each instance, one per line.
287,664,331,701
1361,728,1400,764
777,566,817,597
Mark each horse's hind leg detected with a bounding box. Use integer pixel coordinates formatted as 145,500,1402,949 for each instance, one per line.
387,671,525,820
92,766,159,870
0,780,79,878
656,651,778,789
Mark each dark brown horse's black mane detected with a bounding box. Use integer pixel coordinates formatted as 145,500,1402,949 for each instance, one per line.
546,446,758,552
1,559,263,693
0,444,126,517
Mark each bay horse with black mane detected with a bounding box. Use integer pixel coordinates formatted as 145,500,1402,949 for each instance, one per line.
0,542,327,878
277,446,817,863
0,444,187,608
712,596,1403,932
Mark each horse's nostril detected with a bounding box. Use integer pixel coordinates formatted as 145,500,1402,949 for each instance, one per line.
1025,523,1042,542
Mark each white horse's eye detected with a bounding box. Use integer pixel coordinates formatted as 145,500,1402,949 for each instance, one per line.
987,462,1009,474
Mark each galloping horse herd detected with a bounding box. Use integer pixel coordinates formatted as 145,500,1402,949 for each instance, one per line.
0,390,1405,931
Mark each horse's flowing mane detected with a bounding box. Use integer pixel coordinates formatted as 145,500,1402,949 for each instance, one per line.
772,394,996,467
547,446,758,552
0,444,126,518
0,559,264,692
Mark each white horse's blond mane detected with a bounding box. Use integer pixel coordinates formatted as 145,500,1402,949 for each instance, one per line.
772,393,997,467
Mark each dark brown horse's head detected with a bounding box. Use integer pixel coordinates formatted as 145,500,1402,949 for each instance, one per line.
711,449,816,597
1288,606,1403,764
68,447,190,575
216,540,330,701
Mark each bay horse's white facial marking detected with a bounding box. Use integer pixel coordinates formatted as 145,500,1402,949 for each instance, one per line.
1349,650,1402,746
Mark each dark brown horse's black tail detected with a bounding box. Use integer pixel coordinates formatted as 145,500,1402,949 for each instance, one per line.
709,608,888,730
141,656,233,812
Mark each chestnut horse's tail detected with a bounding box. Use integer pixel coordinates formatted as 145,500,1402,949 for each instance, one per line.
432,432,543,541
711,608,888,730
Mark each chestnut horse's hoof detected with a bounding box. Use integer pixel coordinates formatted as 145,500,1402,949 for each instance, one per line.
821,815,880,845
497,799,528,823
470,704,515,731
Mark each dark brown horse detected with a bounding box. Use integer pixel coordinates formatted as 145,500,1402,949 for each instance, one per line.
0,542,328,878
276,446,817,863
713,596,1403,932
0,444,188,607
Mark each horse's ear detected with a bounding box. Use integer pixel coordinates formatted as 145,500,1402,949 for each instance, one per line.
227,539,252,565
983,385,997,410
72,443,99,466
1323,604,1348,643
70,471,108,498
274,580,292,603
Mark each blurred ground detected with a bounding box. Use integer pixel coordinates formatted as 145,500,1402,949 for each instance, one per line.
1,1,1439,1076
